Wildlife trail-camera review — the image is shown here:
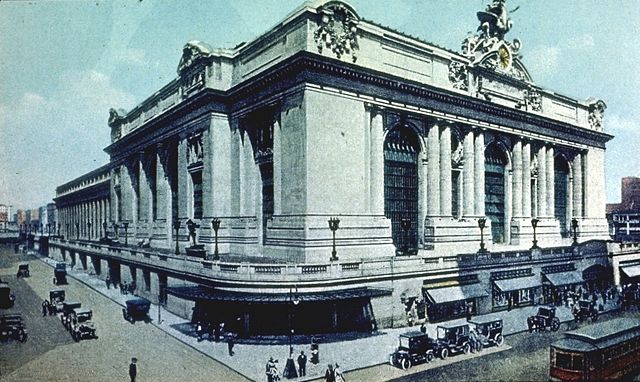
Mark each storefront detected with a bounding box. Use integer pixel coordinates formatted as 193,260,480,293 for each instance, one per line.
620,264,640,286
492,275,541,311
583,264,613,291
542,272,583,305
423,283,488,322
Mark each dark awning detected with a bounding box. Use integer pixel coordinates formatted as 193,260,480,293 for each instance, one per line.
621,265,640,279
166,286,392,303
494,275,541,292
544,272,583,287
423,284,488,304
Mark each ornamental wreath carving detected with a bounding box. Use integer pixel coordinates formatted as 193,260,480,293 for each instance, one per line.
516,86,542,112
448,61,468,90
313,2,360,62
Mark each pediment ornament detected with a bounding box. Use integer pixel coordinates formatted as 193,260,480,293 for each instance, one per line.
313,2,360,62
448,61,468,90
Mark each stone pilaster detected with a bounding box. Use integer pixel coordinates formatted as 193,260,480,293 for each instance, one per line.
522,141,532,218
546,146,555,217
427,122,440,216
462,130,475,217
273,118,282,215
474,130,485,216
572,152,583,218
177,136,189,220
536,146,547,217
370,109,385,215
439,124,452,217
512,139,523,218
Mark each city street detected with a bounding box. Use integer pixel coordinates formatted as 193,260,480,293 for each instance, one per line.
0,244,248,382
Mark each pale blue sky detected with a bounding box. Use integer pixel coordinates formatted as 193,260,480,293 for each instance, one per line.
1,0,639,211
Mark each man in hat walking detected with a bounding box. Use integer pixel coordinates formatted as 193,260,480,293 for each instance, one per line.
129,357,137,382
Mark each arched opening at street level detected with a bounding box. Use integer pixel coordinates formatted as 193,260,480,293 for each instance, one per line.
554,155,570,237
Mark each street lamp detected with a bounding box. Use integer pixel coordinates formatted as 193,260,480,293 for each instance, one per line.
87,220,92,241
531,218,540,249
75,222,80,241
40,223,44,235
401,218,411,255
478,218,487,253
103,221,108,239
571,218,579,246
57,223,61,237
328,217,340,262
284,286,301,379
211,218,221,260
122,221,129,246
113,222,119,240
174,219,181,255
65,223,69,238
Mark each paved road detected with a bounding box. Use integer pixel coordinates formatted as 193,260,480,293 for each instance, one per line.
0,244,248,382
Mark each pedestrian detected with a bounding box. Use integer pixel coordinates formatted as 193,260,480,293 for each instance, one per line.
218,322,225,341
420,323,427,334
466,303,473,321
297,350,307,377
196,322,204,342
42,300,49,317
334,363,345,382
123,281,128,295
324,364,335,382
129,357,137,382
266,357,276,382
227,332,235,356
106,275,111,289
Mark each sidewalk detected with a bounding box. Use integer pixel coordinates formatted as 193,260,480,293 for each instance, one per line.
36,254,619,382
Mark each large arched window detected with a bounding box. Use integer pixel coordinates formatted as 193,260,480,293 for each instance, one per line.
384,125,420,251
485,143,508,243
554,155,570,237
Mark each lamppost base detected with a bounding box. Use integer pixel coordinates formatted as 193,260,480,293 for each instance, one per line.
212,253,220,261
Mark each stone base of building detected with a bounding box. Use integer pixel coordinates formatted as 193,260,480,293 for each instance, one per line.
510,218,562,247
423,217,486,254
577,218,610,241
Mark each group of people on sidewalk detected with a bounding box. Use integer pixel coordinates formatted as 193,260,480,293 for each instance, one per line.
193,321,237,356
105,275,136,295
265,348,345,382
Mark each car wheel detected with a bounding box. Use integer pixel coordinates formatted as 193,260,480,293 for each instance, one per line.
426,351,434,362
463,343,471,354
496,334,504,347
389,355,395,366
440,348,448,360
551,318,560,332
401,357,411,370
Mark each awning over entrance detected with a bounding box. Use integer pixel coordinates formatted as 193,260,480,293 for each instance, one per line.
494,275,541,292
621,265,640,279
424,284,488,304
544,272,583,287
166,286,392,303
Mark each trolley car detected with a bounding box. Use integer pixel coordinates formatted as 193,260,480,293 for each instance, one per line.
550,317,640,381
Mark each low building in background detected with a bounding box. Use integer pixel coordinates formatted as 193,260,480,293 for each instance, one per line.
607,177,640,242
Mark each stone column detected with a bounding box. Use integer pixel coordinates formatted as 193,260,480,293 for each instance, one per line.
370,109,385,215
546,146,555,217
522,141,532,218
273,118,282,215
177,136,189,219
462,129,475,217
474,130,485,216
512,139,523,218
536,146,547,217
139,153,151,222
572,152,583,218
439,124,452,217
121,161,135,223
427,122,440,216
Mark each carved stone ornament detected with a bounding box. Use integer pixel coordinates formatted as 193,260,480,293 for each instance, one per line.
177,40,213,74
108,108,127,127
451,142,464,167
530,155,538,177
516,85,542,112
313,1,360,62
112,168,121,186
187,133,204,165
448,61,468,90
587,99,606,131
254,148,273,165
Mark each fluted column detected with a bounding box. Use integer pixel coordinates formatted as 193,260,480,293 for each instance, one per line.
138,154,150,222
474,130,485,216
427,122,440,216
521,141,532,218
462,130,475,217
439,124,452,217
512,139,523,218
546,146,555,217
536,146,547,217
177,136,189,219
572,153,583,218
370,109,385,215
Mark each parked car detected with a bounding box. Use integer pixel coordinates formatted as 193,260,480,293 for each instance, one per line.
0,282,16,309
16,264,29,278
0,314,27,342
469,317,504,351
53,263,67,285
572,299,599,323
527,305,560,332
389,331,436,369
49,289,66,313
70,308,97,341
61,301,82,330
123,298,151,323
433,322,472,359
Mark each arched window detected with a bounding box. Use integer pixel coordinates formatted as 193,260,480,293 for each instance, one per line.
384,125,420,251
485,143,508,243
554,155,570,237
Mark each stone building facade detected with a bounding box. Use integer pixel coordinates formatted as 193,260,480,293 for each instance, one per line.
51,1,613,333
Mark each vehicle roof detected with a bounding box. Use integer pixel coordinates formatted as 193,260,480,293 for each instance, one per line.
564,318,640,346
400,331,428,338
50,289,65,293
63,301,81,307
19,263,29,267
126,297,151,306
73,308,92,315
469,316,503,326
0,314,22,319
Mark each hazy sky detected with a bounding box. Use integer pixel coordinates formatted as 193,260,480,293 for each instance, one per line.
1,0,639,211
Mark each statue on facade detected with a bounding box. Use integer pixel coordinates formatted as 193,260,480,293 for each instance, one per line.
587,99,607,131
477,0,517,41
186,219,198,246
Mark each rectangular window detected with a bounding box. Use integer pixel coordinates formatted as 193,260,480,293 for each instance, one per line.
191,170,203,219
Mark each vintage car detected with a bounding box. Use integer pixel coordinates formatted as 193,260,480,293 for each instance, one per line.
53,263,67,285
527,305,560,332
572,299,599,323
70,308,97,341
389,331,436,369
60,301,82,330
0,282,16,309
433,322,472,359
469,317,504,351
123,297,151,323
0,314,27,342
16,264,30,278
49,289,66,313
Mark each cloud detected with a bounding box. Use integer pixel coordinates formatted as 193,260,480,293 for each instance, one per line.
564,34,594,51
118,48,147,66
524,45,561,82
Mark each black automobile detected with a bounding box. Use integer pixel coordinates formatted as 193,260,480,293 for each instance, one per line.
0,314,27,342
433,322,472,359
389,331,436,369
53,263,67,285
0,282,16,309
70,308,97,341
469,317,504,351
123,298,151,323
527,305,560,332
61,301,82,330
572,299,599,323
16,264,29,278
49,289,66,313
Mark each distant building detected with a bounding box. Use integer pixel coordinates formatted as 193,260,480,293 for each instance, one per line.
47,203,58,234
15,209,26,227
607,177,640,241
0,204,10,229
